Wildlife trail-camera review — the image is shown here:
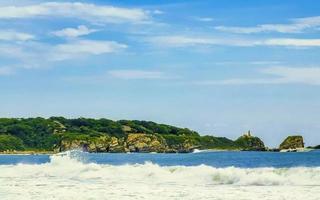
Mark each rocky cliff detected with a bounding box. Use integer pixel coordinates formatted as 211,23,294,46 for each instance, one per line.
57,135,126,153
279,135,304,150
56,133,199,153
126,133,167,152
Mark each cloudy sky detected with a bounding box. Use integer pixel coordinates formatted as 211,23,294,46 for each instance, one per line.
1,0,320,147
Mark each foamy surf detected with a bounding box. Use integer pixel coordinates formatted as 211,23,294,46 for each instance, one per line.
0,151,319,200
192,149,227,153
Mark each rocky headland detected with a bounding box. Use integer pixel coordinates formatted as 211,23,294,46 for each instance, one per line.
0,117,314,153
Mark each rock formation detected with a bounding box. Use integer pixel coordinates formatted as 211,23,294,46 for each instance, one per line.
235,131,266,151
126,133,167,152
57,135,125,153
279,135,304,150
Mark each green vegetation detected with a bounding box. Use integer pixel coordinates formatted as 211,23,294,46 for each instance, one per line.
235,135,266,151
313,145,320,149
0,134,25,151
200,136,239,150
0,117,266,153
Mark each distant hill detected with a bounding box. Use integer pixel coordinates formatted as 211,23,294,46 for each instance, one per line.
0,117,265,153
235,133,266,151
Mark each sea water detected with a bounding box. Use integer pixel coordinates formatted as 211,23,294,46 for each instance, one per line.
0,150,320,200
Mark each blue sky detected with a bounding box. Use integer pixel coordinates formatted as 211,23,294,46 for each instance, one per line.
1,0,320,147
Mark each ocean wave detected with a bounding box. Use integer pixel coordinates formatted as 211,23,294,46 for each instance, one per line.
192,149,207,153
1,151,320,200
1,150,319,186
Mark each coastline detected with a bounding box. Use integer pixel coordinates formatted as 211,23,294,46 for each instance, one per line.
1,118,315,153
0,149,239,155
0,150,54,155
1,148,316,155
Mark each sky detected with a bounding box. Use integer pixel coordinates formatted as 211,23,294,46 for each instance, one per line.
0,0,320,147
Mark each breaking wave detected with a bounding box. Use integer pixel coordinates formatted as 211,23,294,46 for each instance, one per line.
1,151,320,200
7,150,320,186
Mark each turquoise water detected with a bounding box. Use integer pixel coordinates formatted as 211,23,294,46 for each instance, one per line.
1,150,320,167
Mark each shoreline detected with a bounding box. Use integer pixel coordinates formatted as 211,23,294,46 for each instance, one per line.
0,150,55,155
0,148,316,155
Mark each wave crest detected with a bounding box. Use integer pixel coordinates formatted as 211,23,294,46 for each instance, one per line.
5,151,314,186
1,151,320,199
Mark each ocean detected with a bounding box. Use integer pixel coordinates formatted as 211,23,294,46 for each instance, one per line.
1,150,320,200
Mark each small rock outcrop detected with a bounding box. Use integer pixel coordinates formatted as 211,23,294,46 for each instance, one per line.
279,135,304,150
235,131,266,151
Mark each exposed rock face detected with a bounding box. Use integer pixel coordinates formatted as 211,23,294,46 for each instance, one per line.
109,137,126,152
57,136,125,153
126,133,168,152
166,139,200,153
57,134,169,153
56,132,268,153
279,136,304,150
235,134,266,151
54,131,269,153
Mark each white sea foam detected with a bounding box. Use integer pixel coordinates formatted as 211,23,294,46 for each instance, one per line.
192,149,227,153
192,148,205,153
0,151,319,200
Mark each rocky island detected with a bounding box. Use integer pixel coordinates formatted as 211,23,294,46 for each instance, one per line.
279,135,305,152
0,117,310,153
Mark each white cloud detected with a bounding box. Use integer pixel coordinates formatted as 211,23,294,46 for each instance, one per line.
148,35,320,47
215,16,320,34
0,30,34,41
148,36,258,47
294,16,320,27
152,10,164,15
54,40,126,54
65,70,172,83
247,61,283,65
108,70,166,79
196,78,282,85
194,17,214,22
0,2,149,24
0,39,128,68
215,24,304,34
52,25,97,38
0,44,32,60
150,36,216,47
263,38,320,47
196,67,320,86
214,61,283,66
49,40,127,61
262,67,320,84
0,67,14,75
